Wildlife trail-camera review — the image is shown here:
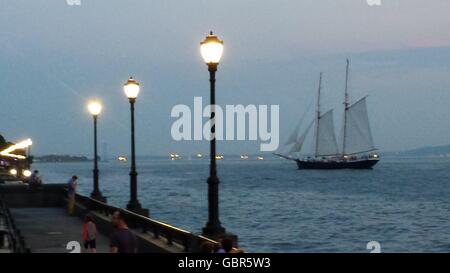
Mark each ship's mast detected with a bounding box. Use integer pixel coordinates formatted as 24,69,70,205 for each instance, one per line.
314,72,322,158
342,59,350,157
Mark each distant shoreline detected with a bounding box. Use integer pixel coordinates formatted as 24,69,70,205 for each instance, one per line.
33,155,93,163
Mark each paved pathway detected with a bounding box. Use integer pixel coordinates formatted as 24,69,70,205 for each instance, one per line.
10,208,110,253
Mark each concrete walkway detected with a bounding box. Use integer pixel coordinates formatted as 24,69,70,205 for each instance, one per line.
10,208,110,253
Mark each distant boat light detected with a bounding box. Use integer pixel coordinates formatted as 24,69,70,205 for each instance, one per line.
117,156,128,162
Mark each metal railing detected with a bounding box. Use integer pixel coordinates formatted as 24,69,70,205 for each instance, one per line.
74,193,219,252
0,194,28,253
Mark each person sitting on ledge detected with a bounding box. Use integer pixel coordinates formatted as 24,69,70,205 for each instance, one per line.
28,170,42,187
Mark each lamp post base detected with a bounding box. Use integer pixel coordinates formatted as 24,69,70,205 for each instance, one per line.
126,202,149,217
90,192,107,203
202,224,226,238
202,230,239,248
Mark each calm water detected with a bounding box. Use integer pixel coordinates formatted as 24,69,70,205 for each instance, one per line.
34,156,450,253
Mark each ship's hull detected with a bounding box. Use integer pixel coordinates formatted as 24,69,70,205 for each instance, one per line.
296,158,379,169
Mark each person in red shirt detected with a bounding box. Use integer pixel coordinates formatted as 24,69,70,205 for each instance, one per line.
83,214,97,253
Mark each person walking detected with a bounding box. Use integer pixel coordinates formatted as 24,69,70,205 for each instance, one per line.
110,210,137,253
67,175,78,215
83,214,97,253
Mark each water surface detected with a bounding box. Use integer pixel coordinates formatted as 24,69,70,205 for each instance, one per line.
34,156,450,252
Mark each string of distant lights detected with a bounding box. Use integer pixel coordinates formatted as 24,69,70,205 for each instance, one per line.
0,139,32,159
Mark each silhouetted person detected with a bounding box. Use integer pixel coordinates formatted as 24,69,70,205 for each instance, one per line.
110,210,137,253
199,241,215,253
28,170,42,187
67,176,78,215
83,214,97,253
215,238,232,253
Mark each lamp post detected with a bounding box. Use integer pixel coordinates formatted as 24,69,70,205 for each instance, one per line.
123,77,148,216
87,100,106,202
200,31,226,237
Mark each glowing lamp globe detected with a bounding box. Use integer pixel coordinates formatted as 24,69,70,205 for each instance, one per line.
200,31,224,64
124,77,140,99
88,100,103,116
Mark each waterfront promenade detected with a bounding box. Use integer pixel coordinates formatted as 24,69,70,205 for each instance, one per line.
0,183,221,253
10,208,110,253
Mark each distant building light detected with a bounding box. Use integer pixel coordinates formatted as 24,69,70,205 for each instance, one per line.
23,170,32,177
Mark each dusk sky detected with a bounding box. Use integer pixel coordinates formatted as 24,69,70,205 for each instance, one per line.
1,0,450,156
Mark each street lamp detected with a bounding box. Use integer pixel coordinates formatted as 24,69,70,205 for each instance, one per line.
123,77,148,216
200,31,226,237
87,99,106,202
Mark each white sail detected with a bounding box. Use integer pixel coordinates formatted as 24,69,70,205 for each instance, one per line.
342,97,375,154
285,121,302,145
315,110,339,157
289,120,314,153
285,99,314,145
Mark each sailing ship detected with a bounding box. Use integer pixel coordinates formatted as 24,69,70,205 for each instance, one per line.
278,60,379,169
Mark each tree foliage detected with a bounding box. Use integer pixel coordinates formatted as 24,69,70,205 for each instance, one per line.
0,133,6,149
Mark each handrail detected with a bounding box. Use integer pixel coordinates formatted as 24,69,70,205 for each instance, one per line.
74,192,219,252
0,194,28,253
